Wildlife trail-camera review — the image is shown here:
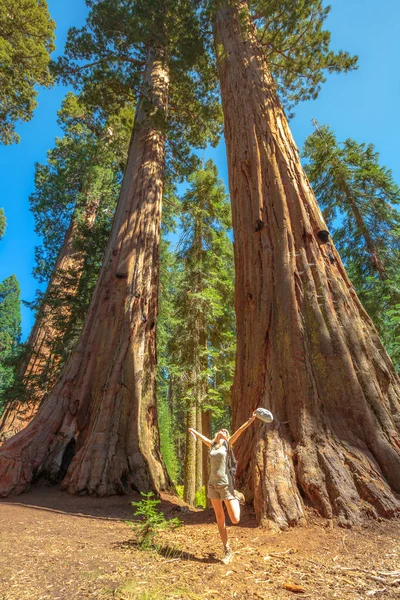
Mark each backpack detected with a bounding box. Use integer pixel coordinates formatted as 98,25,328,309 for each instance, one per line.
209,440,237,485
223,440,237,485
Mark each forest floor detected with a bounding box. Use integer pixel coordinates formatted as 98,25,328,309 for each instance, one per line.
0,487,399,600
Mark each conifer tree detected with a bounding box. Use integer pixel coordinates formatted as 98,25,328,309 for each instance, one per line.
0,209,5,240
302,124,400,369
0,0,55,144
0,0,221,498
0,93,132,440
157,238,180,484
0,276,21,403
167,161,235,505
155,180,181,484
209,0,400,527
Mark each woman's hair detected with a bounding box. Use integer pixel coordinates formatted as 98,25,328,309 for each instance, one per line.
212,428,230,445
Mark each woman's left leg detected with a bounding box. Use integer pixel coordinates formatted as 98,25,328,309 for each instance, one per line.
211,498,228,548
224,498,240,524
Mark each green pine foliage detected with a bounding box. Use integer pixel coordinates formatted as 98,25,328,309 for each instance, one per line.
0,208,5,240
0,0,55,144
172,160,235,415
204,0,358,115
22,92,132,393
157,394,180,484
157,161,235,482
0,275,21,408
53,0,222,177
157,235,181,484
302,124,400,370
30,92,132,283
252,0,357,111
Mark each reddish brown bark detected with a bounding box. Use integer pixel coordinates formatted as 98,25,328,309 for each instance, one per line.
214,1,400,528
0,48,170,497
0,197,100,442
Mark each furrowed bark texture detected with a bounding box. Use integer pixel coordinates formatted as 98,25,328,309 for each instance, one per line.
214,1,400,528
0,197,100,442
0,48,170,497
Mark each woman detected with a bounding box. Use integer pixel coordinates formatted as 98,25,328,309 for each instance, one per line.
188,411,257,564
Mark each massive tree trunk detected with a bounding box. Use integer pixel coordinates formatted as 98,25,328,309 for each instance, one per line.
214,1,400,528
0,196,100,442
0,47,170,497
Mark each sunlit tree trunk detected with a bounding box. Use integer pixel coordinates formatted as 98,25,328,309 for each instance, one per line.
0,48,170,497
195,401,203,495
0,197,100,441
202,409,211,508
184,401,196,505
214,1,400,528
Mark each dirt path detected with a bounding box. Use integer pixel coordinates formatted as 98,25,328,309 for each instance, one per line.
0,487,399,599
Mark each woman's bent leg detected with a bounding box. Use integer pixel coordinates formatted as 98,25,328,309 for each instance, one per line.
225,498,240,524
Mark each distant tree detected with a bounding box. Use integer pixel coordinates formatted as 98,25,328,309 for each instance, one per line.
0,93,132,441
156,185,180,484
302,123,400,369
0,0,55,144
0,209,5,240
0,275,21,404
166,161,235,505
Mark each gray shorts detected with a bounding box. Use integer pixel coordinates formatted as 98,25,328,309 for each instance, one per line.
207,482,235,501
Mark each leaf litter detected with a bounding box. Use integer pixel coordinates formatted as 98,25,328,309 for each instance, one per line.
0,488,399,600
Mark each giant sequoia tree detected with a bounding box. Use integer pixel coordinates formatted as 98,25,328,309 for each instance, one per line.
0,0,220,497
211,0,400,527
302,124,400,369
0,0,55,144
0,93,132,440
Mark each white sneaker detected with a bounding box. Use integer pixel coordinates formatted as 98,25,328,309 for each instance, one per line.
222,545,233,564
234,490,245,505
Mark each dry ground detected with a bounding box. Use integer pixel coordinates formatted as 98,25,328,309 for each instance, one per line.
0,487,399,600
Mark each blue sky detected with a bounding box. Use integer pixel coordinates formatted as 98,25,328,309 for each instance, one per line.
0,0,399,340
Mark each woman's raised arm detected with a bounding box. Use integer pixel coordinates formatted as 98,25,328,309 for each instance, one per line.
188,427,213,448
228,411,257,448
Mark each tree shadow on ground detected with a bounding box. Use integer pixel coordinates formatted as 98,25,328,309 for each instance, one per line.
0,486,258,528
113,538,220,564
160,495,258,529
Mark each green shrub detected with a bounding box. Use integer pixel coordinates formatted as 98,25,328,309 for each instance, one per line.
194,485,206,508
126,492,181,549
175,484,184,499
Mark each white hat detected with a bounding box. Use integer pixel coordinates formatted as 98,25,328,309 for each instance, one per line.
255,408,274,423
